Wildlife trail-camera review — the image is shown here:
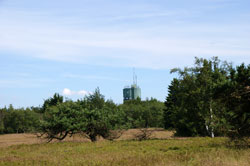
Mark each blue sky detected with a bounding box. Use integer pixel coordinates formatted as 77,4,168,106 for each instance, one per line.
0,0,250,108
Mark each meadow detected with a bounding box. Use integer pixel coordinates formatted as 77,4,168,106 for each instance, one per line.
0,130,249,166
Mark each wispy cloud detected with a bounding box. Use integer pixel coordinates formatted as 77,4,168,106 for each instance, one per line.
0,1,250,69
63,73,129,82
0,0,250,108
0,78,53,88
106,11,188,21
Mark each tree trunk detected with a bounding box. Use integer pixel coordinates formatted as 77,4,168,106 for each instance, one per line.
210,102,214,138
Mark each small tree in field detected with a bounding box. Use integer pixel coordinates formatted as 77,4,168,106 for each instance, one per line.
38,100,85,142
78,88,127,141
39,89,127,142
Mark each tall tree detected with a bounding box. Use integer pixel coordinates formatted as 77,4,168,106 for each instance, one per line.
164,57,231,137
215,64,250,142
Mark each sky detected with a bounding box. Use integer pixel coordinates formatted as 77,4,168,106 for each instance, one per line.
0,0,250,108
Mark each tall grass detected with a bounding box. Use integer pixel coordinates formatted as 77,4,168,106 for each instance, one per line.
0,137,249,166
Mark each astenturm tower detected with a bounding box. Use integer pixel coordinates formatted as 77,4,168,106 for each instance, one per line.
123,69,141,102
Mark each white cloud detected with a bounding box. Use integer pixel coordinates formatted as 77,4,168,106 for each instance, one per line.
0,3,250,69
62,88,73,95
62,88,91,96
63,73,129,82
78,90,89,96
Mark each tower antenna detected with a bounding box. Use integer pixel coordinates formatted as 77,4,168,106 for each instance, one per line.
133,68,135,85
133,68,137,85
136,75,137,85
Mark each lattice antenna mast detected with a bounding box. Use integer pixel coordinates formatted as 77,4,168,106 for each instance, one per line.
133,68,135,85
135,75,137,85
133,68,137,86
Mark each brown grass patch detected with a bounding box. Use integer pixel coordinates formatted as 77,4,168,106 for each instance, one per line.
0,129,174,147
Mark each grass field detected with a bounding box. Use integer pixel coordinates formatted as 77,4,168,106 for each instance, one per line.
0,130,249,166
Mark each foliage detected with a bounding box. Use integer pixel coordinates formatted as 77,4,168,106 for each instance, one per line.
41,93,63,113
0,105,40,134
1,56,248,145
78,87,105,110
39,88,164,142
39,100,85,142
79,107,122,142
165,56,249,144
78,88,127,141
164,57,233,137
120,98,165,129
215,64,250,143
39,88,127,142
0,107,6,134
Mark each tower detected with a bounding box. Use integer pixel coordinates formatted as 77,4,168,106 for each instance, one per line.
123,69,141,102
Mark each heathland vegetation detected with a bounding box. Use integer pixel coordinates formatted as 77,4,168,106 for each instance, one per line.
0,57,249,144
0,57,249,165
0,137,249,166
0,89,165,142
165,57,249,144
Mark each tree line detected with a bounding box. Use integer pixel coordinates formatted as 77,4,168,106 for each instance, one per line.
0,105,40,134
0,89,164,142
0,57,249,143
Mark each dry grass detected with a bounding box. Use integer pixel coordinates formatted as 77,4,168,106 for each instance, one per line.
0,130,249,166
0,129,174,147
0,134,41,148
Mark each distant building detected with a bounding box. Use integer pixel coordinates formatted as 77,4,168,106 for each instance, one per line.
123,84,141,101
123,69,141,102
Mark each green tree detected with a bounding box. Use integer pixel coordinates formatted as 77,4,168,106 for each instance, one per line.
216,64,250,142
193,57,231,137
0,107,7,134
120,98,164,128
39,88,127,142
39,100,85,142
164,57,231,137
165,70,206,136
3,106,40,134
164,79,179,129
41,93,63,113
78,88,127,141
79,88,105,110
